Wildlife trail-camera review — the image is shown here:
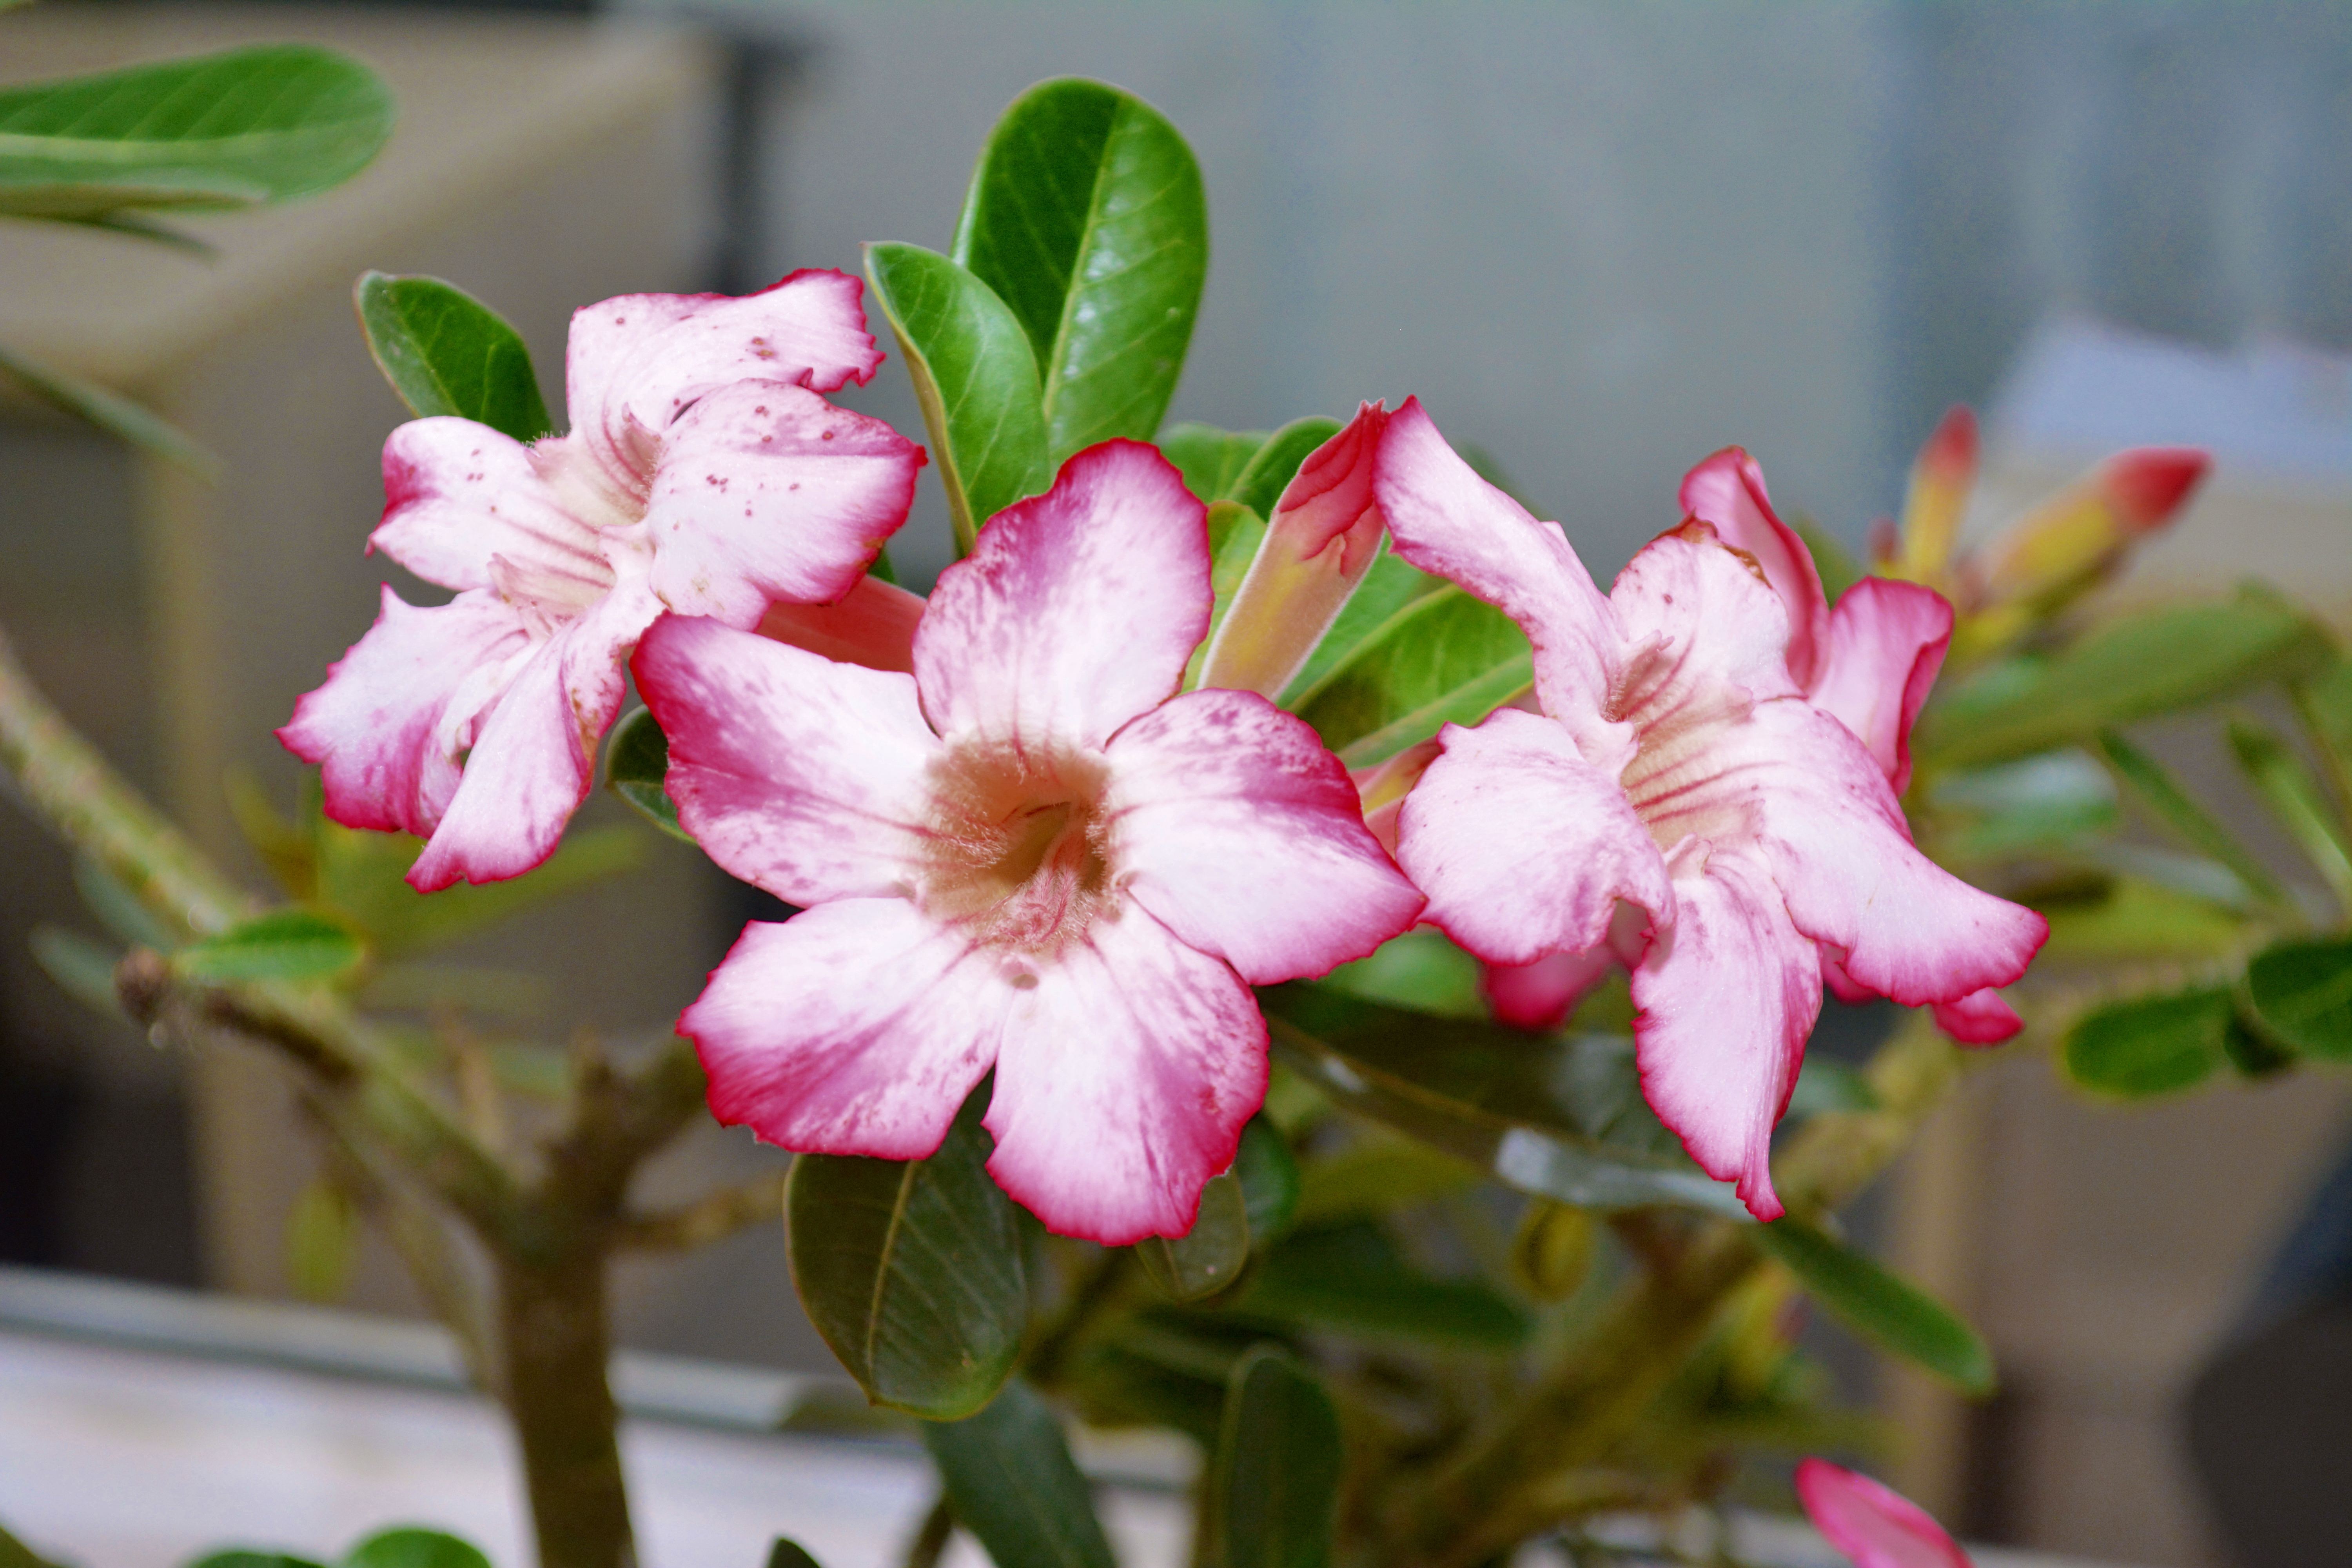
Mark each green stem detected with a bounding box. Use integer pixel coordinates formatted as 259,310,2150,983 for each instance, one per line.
500,1249,635,1568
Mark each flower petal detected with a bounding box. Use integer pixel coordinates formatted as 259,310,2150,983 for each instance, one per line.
644,382,924,628
1796,1458,1974,1568
372,418,606,595
1372,398,1629,756
984,901,1266,1244
1892,406,1978,585
633,613,938,906
1483,946,1617,1032
915,439,1210,751
1933,987,2024,1046
1631,842,1820,1221
1102,686,1423,984
681,900,999,1160
1808,577,1953,793
1677,447,1828,689
1610,524,1805,723
279,587,530,838
756,573,926,674
1396,708,1670,966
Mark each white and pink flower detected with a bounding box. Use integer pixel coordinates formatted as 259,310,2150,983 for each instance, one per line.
1797,1458,1973,1568
635,439,1423,1245
280,272,924,891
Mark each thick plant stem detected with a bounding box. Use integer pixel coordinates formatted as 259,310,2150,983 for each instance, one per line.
500,1250,635,1568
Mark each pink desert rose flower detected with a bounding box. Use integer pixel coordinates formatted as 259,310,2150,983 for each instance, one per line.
633,439,1423,1245
280,271,924,892
1796,1458,1972,1568
1372,399,2045,1220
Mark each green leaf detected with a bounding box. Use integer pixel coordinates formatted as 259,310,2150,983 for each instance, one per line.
1752,1218,1994,1394
1212,1347,1344,1568
73,855,180,952
339,1530,492,1568
1136,1170,1250,1302
1290,588,1532,768
184,1555,327,1568
0,44,393,220
1915,587,2333,769
2062,987,2234,1097
920,1379,1115,1568
0,340,218,474
1278,541,1449,708
865,242,1051,554
2097,731,2286,906
1292,1135,1479,1231
953,78,1208,463
1316,926,1485,1019
0,1521,64,1568
174,909,363,983
355,274,554,444
2245,936,2352,1062
1234,1220,1528,1352
1261,982,1748,1218
314,821,642,958
603,707,690,842
1786,1057,1878,1118
1161,422,1267,504
285,1175,359,1303
787,1085,1026,1419
764,1542,823,1568
2227,717,2352,906
1227,417,1344,522
2036,872,2248,958
1928,748,2119,862
1234,1116,1300,1243
2296,655,2352,785
29,925,128,1020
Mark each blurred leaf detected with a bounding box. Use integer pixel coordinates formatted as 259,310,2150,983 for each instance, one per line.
30,926,127,1020
340,1530,492,1568
2227,717,2352,906
0,1521,63,1568
786,1085,1025,1419
1212,1346,1344,1568
0,341,218,474
2245,936,2352,1062
764,1542,823,1568
2037,875,2248,959
1293,1134,1479,1231
360,964,554,1025
1315,926,1485,1019
54,208,213,253
603,707,690,842
1161,422,1267,504
175,909,363,983
184,1555,327,1568
73,855,180,952
227,771,318,900
316,821,642,958
285,1175,359,1304
1916,588,2333,769
953,78,1208,463
0,44,392,219
1290,588,1532,768
355,273,554,444
2296,656,2352,782
2097,731,2287,907
1929,749,2119,862
1791,514,1862,604
1136,1170,1250,1302
2062,987,2233,1096
1786,1057,1878,1118
1234,1220,1528,1352
1752,1218,1994,1394
1227,416,1344,523
1262,982,1747,1218
921,1379,1115,1568
1234,1116,1300,1244
865,241,1051,554
1510,1199,1597,1301
1279,540,1449,707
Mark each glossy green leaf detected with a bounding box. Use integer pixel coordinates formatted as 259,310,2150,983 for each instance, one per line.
1261,982,1747,1218
787,1086,1026,1419
2062,987,2234,1097
865,242,1051,554
1234,1116,1301,1243
603,707,690,842
355,274,554,444
953,79,1208,463
339,1530,492,1568
1227,416,1344,522
764,1542,823,1568
1136,1170,1250,1302
0,341,218,474
1916,587,2332,769
1161,422,1267,504
285,1175,359,1304
1235,1220,1528,1352
1290,588,1532,768
314,821,642,958
2245,936,2352,1062
29,925,127,1020
174,909,362,983
921,1379,1115,1568
2227,717,2352,906
0,45,393,220
1752,1218,1994,1394
2098,731,2286,906
1212,1347,1344,1568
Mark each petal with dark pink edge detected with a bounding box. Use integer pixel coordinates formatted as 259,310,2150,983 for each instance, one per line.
566,271,883,487
1933,987,2023,1046
984,902,1267,1245
644,382,923,628
1609,526,1806,724
1820,953,1875,1005
408,577,661,891
1809,577,1952,793
1678,447,1829,689
1631,843,1820,1222
683,899,1000,1161
1102,686,1422,985
372,419,606,594
757,573,925,674
1396,708,1669,967
1484,946,1617,1032
1374,399,1628,756
915,440,1210,751
634,613,938,907
1796,1458,1973,1568
279,587,530,838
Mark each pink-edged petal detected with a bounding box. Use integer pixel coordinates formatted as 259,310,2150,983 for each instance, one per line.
682,899,999,1160
915,440,1210,751
1678,447,1829,689
408,579,660,891
643,382,923,628
984,901,1267,1244
633,613,939,906
1820,953,1875,1005
1893,406,1978,583
1101,686,1423,985
372,419,608,595
1631,842,1820,1222
1933,987,2024,1046
1809,577,1953,793
1372,398,1630,757
279,587,531,838
1609,524,1805,724
1396,708,1669,967
566,270,884,486
1483,946,1617,1032
1796,1458,1973,1568
756,573,925,674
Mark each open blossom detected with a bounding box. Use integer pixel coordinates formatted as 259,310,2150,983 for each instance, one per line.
1797,1459,1973,1568
635,440,1422,1244
1372,399,2045,1220
280,272,923,891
